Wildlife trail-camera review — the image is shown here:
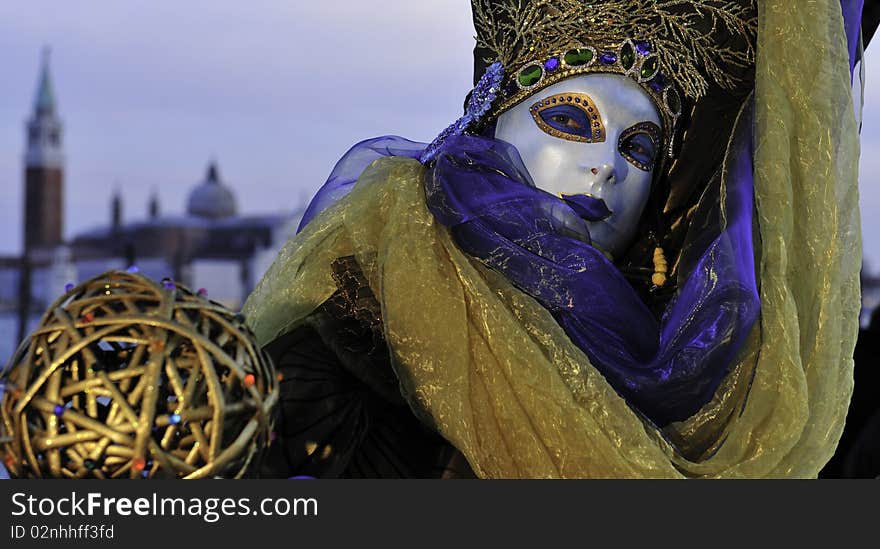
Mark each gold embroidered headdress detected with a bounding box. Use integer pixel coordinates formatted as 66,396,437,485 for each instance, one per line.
472,0,758,152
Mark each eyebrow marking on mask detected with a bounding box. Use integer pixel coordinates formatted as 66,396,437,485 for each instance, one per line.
529,92,606,143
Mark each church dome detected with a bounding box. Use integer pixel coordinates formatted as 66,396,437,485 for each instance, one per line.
187,162,237,219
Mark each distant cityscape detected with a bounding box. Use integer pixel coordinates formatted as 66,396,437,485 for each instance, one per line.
0,51,303,361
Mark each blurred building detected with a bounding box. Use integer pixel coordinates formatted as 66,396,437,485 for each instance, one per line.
71,160,298,308
0,51,301,359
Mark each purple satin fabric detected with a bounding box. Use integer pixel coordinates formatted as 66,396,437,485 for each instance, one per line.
425,103,759,426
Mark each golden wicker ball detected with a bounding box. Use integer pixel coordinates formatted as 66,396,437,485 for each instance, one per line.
0,270,278,479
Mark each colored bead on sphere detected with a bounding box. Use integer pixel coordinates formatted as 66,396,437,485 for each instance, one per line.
131,458,146,473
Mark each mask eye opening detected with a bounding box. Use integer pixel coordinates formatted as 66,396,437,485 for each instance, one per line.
618,121,661,172
529,93,606,143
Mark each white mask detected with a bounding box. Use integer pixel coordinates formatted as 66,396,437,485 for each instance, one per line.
494,73,662,259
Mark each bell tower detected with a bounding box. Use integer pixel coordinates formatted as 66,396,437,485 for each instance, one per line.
23,47,64,252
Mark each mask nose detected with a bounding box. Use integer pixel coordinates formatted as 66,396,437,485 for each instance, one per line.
588,163,617,192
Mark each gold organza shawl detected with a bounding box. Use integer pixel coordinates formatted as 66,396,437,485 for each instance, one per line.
243,0,861,478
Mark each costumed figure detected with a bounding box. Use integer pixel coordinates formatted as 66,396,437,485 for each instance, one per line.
245,0,865,478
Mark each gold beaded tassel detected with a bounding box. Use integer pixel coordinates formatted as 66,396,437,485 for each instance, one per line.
652,247,668,287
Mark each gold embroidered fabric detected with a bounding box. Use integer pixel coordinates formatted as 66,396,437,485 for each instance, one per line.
329,256,384,336
242,0,859,478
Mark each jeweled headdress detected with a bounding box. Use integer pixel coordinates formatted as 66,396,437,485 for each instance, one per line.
471,0,757,154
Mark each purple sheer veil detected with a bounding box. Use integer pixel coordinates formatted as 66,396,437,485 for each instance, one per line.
293,99,760,426
425,95,760,426
297,136,427,232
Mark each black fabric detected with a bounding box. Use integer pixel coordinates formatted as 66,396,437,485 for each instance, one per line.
256,293,475,479
864,0,880,48
820,324,880,478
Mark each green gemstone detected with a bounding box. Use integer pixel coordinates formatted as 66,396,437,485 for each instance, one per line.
620,43,635,70
564,48,594,67
518,64,543,88
667,88,682,115
640,56,659,79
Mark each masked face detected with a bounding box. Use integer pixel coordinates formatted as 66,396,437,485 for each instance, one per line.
494,74,662,259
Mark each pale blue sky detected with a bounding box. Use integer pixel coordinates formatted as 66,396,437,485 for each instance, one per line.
2,0,879,269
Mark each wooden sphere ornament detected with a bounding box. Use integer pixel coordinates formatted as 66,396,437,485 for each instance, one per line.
0,270,278,479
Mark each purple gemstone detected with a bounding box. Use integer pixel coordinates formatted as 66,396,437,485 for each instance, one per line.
635,41,652,56
544,57,560,72
600,53,617,65
53,404,65,417
649,73,670,92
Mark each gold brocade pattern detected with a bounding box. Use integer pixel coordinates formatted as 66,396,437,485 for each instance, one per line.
329,256,384,336
242,0,859,478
